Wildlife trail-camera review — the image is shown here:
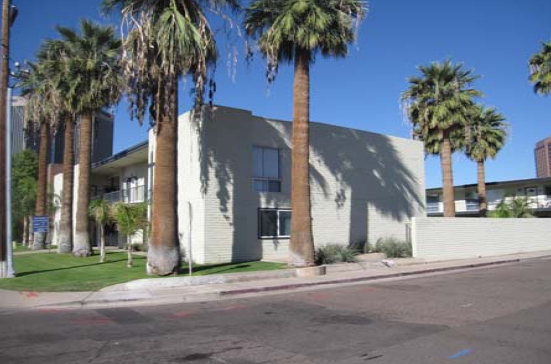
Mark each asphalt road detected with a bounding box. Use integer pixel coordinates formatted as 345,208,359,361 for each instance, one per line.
1,258,551,364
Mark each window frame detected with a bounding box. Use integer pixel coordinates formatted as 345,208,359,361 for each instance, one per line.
258,208,291,239
252,146,281,193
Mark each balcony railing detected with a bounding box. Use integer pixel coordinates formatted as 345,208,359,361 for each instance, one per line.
122,185,146,203
426,203,441,213
92,185,147,204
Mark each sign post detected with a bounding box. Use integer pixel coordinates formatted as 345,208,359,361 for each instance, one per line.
32,216,49,234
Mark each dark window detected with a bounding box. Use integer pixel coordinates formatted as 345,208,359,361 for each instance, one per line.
259,209,291,238
426,194,439,204
253,146,281,192
545,186,551,197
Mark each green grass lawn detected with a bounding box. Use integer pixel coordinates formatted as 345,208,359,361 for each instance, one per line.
13,244,31,253
0,251,286,292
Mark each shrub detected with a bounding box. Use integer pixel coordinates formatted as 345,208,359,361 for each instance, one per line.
348,239,372,254
373,237,412,258
489,196,534,218
315,244,358,265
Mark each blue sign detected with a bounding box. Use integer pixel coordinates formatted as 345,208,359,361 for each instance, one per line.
32,216,49,233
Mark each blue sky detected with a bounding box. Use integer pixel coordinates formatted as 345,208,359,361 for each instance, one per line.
7,0,551,188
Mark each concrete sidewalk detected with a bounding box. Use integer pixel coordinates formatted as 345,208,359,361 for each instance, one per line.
1,250,550,311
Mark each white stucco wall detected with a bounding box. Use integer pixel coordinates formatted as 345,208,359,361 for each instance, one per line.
177,106,425,264
50,165,79,246
51,172,64,245
412,217,551,261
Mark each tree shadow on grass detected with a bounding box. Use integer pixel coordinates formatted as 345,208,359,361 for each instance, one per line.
16,256,146,277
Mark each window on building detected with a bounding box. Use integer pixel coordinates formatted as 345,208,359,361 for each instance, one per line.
253,146,281,192
545,186,551,197
426,194,439,204
259,209,291,238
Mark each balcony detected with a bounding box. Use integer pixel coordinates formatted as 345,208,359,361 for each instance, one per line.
93,185,147,204
426,202,441,213
465,201,479,211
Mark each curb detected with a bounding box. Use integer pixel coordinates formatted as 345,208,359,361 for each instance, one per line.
219,258,522,297
32,257,526,310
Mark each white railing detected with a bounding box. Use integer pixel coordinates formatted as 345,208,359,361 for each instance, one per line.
92,185,147,204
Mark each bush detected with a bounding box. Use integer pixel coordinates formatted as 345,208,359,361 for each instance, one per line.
373,237,412,258
348,239,372,254
315,244,358,265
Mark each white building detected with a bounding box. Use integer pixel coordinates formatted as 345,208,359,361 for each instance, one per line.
52,106,426,264
426,177,551,217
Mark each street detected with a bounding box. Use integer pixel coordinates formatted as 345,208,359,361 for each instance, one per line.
1,258,551,363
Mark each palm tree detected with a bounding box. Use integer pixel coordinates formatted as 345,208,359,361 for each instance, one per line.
401,60,482,217
529,40,551,96
31,38,79,254
245,0,367,267
89,199,111,263
464,105,507,217
111,202,148,268
52,20,121,257
102,0,238,275
21,63,52,250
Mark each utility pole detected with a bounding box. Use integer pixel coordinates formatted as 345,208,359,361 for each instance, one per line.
0,0,11,277
1,0,16,278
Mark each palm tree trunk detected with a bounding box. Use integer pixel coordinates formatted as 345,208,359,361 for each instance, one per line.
22,216,28,247
441,130,456,217
477,160,487,217
146,77,179,275
100,225,106,263
289,48,315,267
127,235,133,268
74,112,93,257
58,120,74,254
28,217,34,247
32,122,49,250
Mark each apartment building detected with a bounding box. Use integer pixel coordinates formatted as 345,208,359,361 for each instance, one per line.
426,177,551,217
52,106,426,264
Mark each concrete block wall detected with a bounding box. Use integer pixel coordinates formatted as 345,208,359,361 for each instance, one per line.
412,217,551,261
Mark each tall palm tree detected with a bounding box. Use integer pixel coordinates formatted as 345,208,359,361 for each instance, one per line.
529,40,551,96
20,63,51,250
102,0,238,275
464,105,507,217
245,0,367,267
30,40,76,254
401,60,482,217
52,20,121,257
89,199,111,262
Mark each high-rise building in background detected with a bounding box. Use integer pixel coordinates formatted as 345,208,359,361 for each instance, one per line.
50,110,114,165
535,136,551,178
10,96,39,155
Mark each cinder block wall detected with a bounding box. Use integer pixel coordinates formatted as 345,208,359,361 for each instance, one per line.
412,217,551,261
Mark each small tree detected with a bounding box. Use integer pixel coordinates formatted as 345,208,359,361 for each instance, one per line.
489,196,534,218
111,202,148,268
11,150,39,245
89,199,111,263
